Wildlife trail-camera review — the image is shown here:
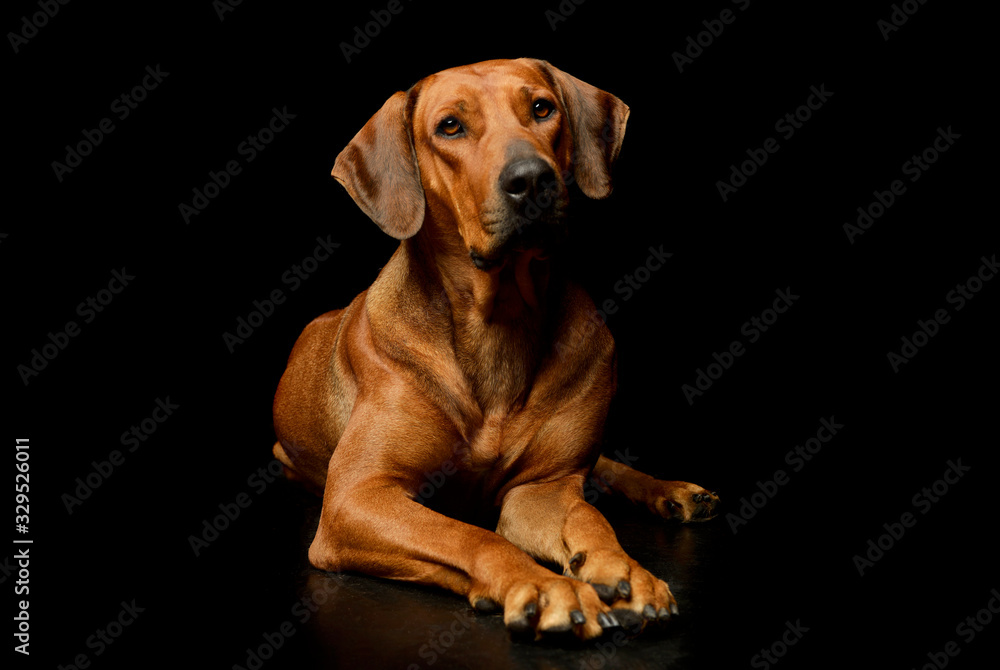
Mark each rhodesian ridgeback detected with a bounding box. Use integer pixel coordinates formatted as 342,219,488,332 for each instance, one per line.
272,58,720,640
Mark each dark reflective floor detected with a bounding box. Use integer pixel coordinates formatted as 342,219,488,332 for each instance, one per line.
229,485,775,670
283,495,723,670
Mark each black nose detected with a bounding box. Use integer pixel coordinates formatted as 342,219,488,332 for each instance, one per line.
499,157,557,210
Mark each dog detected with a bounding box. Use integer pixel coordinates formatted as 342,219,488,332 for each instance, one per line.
272,58,719,640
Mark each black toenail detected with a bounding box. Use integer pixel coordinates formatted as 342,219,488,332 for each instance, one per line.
594,583,615,603
612,608,643,633
508,616,533,635
473,597,500,613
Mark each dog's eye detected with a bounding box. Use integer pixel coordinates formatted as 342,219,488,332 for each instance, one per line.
532,99,555,120
437,116,464,137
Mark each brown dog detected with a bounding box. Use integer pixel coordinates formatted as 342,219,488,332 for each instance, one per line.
272,58,719,640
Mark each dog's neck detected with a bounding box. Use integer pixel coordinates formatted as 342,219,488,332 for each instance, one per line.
382,227,556,413
415,229,551,320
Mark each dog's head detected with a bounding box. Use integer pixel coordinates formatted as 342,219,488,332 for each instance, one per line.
332,58,628,271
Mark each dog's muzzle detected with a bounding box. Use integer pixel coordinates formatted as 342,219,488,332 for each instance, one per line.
499,155,566,230
470,156,568,270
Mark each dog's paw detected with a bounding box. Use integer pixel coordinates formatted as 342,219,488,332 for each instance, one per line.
648,481,720,523
564,549,677,632
491,571,616,641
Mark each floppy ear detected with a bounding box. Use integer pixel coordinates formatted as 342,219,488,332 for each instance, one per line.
533,60,630,199
332,90,425,239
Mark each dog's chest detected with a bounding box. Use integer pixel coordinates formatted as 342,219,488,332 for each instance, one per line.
462,409,580,485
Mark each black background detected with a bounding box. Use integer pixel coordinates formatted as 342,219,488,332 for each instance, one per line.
6,1,996,668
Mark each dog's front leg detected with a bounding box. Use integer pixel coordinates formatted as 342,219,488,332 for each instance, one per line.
497,477,678,629
308,441,615,640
